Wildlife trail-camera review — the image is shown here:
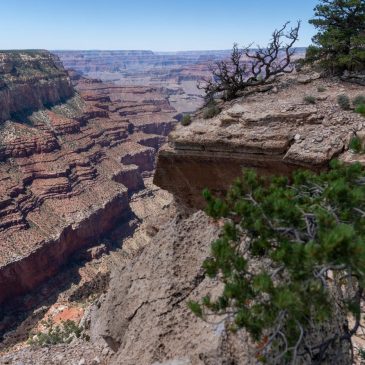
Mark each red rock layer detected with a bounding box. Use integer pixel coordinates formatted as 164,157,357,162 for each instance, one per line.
0,67,176,306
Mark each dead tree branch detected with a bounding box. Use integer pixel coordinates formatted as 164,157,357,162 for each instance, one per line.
198,21,301,100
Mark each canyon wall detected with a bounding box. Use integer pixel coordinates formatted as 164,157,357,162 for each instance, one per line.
54,50,230,75
0,51,176,307
0,51,74,123
90,211,255,365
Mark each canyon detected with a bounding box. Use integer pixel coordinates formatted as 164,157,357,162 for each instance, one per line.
0,50,176,308
54,50,230,115
1,48,365,365
0,48,249,364
87,70,365,365
55,49,306,115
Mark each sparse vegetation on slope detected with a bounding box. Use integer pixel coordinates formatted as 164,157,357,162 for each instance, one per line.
181,114,192,126
203,99,221,119
356,103,365,117
349,136,363,153
303,95,316,104
28,319,86,347
337,94,351,110
353,95,365,107
190,161,365,364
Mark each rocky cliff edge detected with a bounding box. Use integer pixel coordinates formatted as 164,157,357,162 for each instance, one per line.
154,71,365,207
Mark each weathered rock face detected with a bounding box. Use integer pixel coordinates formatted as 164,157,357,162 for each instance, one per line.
154,73,365,207
341,71,365,86
90,211,255,365
76,81,176,137
0,51,74,123
0,51,177,307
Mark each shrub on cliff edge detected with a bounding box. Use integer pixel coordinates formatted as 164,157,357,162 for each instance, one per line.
349,136,363,153
203,99,221,119
189,160,365,363
181,114,191,126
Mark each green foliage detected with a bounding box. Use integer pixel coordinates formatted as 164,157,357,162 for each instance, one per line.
203,106,221,119
349,136,363,153
203,99,221,119
181,114,191,126
28,319,86,347
303,95,316,104
359,348,365,361
305,45,322,64
355,103,365,117
187,301,203,318
192,161,365,362
317,86,326,92
306,0,365,74
353,95,365,107
337,94,351,110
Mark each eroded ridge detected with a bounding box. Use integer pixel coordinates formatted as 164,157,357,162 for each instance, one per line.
0,52,177,305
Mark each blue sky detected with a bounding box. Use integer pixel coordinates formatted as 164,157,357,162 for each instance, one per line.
0,0,318,51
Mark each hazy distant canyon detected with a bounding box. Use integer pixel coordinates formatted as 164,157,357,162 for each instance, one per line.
54,50,232,114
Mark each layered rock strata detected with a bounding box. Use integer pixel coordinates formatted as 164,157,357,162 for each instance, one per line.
0,52,176,306
88,72,365,364
0,51,74,123
155,73,365,207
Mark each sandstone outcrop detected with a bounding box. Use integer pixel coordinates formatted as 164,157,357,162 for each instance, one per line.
0,51,177,307
155,73,365,207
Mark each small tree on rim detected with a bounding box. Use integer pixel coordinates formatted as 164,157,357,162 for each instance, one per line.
306,0,365,74
198,21,300,100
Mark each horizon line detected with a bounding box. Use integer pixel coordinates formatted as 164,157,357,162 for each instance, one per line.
0,47,309,53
